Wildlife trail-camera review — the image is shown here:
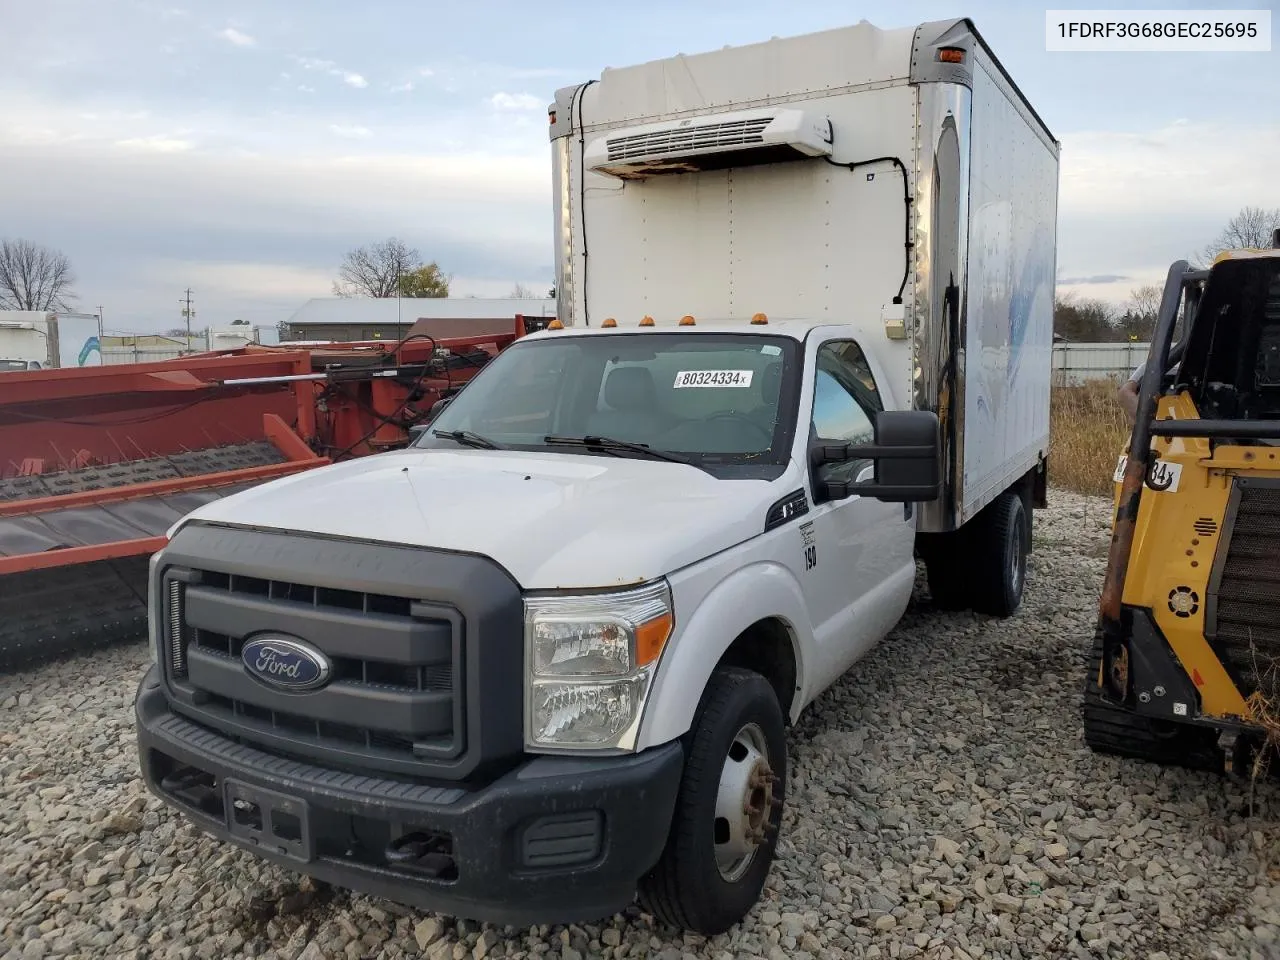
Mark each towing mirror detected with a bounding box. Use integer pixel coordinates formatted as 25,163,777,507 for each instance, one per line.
811,410,942,502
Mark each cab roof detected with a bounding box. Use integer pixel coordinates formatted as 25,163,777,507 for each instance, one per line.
523,315,837,342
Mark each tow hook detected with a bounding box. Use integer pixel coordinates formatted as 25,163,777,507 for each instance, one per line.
385,831,455,878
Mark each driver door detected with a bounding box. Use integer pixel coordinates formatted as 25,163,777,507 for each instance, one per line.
799,337,917,689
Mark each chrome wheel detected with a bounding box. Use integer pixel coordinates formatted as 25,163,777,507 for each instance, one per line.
713,722,777,882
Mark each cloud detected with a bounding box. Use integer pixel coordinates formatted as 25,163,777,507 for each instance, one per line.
114,134,194,153
291,55,369,90
144,259,336,303
1055,120,1278,303
328,124,371,139
292,56,335,71
218,27,255,48
389,82,414,94
0,130,551,330
489,92,543,111
1059,274,1130,285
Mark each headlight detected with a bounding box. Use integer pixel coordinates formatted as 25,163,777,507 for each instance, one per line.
524,580,673,752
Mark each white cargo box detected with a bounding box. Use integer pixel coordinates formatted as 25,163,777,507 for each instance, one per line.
549,18,1059,532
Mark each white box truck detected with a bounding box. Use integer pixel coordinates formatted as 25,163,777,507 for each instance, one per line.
135,18,1058,935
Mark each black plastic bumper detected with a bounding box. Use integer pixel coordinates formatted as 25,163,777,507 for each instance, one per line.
135,666,684,927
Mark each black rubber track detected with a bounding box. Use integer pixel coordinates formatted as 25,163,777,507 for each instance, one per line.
1080,627,1223,773
0,558,149,672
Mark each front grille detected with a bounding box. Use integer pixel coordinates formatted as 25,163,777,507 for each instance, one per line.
1207,479,1280,700
163,567,464,779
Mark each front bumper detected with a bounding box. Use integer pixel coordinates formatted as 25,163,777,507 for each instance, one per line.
135,666,684,927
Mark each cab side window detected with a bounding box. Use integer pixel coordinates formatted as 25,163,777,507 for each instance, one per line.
811,340,882,487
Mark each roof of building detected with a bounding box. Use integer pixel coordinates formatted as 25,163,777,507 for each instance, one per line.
285,297,558,326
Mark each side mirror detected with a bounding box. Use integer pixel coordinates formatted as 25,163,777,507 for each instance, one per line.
428,395,454,419
811,410,942,502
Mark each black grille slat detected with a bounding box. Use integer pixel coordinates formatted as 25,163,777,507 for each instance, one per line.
1209,483,1280,698
172,570,463,776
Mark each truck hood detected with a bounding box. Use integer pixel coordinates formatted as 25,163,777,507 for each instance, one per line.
175,448,783,589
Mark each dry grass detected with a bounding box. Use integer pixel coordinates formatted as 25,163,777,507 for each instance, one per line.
1049,379,1130,497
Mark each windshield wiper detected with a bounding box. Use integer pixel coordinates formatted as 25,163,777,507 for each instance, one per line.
432,429,505,450
543,435,695,465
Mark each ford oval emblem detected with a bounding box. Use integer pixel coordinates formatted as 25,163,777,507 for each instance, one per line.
241,634,332,692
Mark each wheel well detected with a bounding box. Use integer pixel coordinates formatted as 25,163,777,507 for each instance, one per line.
716,618,798,721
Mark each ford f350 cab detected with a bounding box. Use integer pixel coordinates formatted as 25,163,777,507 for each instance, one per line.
136,18,1058,935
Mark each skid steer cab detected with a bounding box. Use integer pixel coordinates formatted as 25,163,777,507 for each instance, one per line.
1084,235,1280,776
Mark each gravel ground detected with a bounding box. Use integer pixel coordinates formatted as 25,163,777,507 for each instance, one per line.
2,489,1279,960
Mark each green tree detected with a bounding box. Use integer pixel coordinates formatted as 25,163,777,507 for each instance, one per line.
399,262,450,298
1114,285,1160,341
1053,292,1119,342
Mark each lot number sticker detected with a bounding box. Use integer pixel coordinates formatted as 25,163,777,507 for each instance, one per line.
673,370,754,388
1112,454,1183,492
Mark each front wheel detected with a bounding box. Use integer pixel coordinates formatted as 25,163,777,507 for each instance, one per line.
637,666,787,935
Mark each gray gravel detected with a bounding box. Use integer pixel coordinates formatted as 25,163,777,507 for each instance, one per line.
2,489,1278,960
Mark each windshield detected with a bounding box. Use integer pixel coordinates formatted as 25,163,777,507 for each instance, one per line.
0,360,31,372
415,331,802,474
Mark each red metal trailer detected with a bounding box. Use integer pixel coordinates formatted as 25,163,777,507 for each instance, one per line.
0,321,529,668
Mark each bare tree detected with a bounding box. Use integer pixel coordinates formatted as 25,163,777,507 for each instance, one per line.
333,237,423,298
1195,206,1280,266
0,239,77,311
508,282,535,298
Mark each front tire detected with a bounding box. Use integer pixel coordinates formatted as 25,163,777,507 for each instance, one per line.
638,666,787,935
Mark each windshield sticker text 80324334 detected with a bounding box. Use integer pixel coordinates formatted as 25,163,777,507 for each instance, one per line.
673,370,754,389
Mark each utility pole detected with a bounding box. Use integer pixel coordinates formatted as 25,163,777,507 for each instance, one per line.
179,289,195,352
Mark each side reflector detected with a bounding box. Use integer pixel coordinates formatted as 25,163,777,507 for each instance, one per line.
639,316,655,327
750,313,768,325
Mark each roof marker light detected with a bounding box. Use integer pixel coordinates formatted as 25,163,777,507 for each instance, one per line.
679,315,696,326
938,47,965,64
750,313,769,325
639,316,655,327
547,319,564,330
601,317,617,328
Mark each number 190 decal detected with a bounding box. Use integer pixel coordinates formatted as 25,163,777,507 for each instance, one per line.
673,370,754,388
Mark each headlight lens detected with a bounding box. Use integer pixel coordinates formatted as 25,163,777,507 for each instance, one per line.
524,581,673,751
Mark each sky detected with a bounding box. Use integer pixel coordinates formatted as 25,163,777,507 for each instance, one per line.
1,0,1277,335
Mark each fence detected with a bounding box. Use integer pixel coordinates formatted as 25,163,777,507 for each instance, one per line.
1051,341,1150,386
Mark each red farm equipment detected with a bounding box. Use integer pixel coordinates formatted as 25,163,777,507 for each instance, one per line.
0,320,532,669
